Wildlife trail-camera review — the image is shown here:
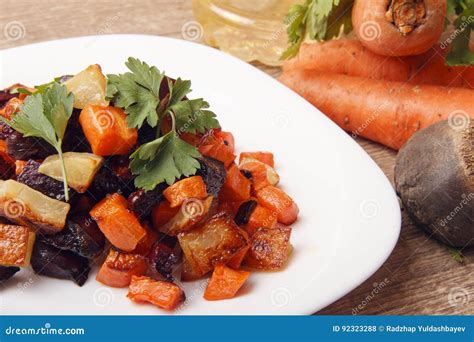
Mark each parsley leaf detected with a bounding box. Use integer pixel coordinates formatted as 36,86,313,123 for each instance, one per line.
2,83,74,200
107,58,165,129
446,0,474,66
282,0,353,59
108,58,221,191
447,246,464,264
173,99,220,134
130,131,201,190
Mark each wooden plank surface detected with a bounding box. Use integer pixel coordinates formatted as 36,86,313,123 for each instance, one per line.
1,0,472,315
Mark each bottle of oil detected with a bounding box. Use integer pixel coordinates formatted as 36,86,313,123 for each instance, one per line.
192,0,301,66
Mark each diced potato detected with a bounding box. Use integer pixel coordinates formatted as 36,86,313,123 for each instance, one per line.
158,196,218,236
38,152,104,193
178,212,249,278
244,227,292,270
181,257,203,282
65,64,109,109
227,244,250,269
0,180,70,234
0,224,35,267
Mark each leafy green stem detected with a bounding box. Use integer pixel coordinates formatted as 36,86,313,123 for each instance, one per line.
56,143,69,202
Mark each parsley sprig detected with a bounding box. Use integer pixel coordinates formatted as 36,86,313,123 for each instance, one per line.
107,58,220,191
2,83,74,201
282,0,353,60
446,0,474,66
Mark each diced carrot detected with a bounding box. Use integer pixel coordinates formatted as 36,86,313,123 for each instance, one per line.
127,275,185,310
215,131,235,151
219,164,251,202
151,200,179,228
79,105,138,156
0,224,35,267
163,176,208,208
132,224,158,256
0,97,22,120
239,152,274,167
199,135,236,168
204,264,250,301
244,205,278,236
90,193,146,252
255,186,299,225
0,140,15,178
15,160,27,176
96,249,148,288
227,245,250,269
218,201,244,216
239,159,279,191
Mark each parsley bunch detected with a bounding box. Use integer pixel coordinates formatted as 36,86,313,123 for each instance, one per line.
282,0,353,60
107,58,220,191
2,83,74,200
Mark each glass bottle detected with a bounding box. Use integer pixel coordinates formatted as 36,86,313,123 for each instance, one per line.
192,0,301,66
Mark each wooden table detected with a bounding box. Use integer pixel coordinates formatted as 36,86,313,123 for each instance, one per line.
1,0,472,315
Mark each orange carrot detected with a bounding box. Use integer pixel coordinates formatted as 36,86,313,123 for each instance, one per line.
215,131,235,151
256,186,299,225
199,132,236,168
239,158,279,191
204,264,250,301
127,276,185,310
219,164,251,202
283,40,474,88
96,249,148,288
0,140,15,177
163,176,208,208
239,152,274,167
353,0,446,57
79,105,138,156
279,70,474,150
0,97,22,120
90,193,146,252
244,205,278,236
15,160,27,176
151,200,180,228
132,224,158,256
218,201,244,216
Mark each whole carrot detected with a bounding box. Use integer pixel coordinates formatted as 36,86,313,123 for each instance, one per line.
283,40,413,80
280,70,474,150
352,0,446,57
283,40,474,88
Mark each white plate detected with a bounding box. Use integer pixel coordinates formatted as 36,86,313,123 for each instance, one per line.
0,35,401,315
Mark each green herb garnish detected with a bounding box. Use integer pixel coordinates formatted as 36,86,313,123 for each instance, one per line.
2,83,74,201
107,58,220,191
447,246,465,264
446,0,474,66
11,76,67,96
282,0,353,60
